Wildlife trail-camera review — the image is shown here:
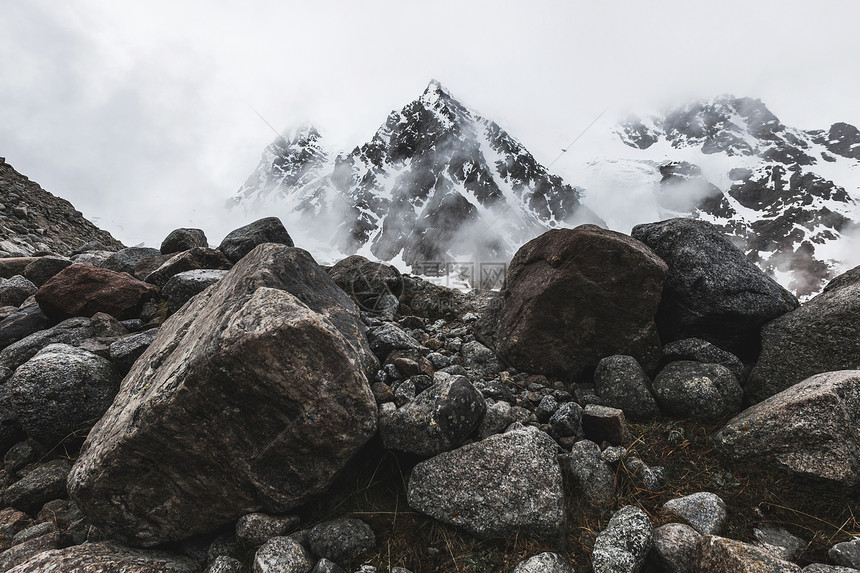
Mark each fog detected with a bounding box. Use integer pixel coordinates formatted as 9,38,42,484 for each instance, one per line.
1,1,859,255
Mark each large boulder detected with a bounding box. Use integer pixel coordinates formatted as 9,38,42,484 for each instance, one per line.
218,217,294,263
0,306,50,351
23,256,73,287
35,265,160,321
161,228,208,255
5,542,198,573
475,226,667,381
745,283,860,402
713,370,860,485
407,425,566,539
592,505,653,573
593,355,660,421
162,269,229,314
631,218,798,360
327,255,403,315
9,343,120,447
67,245,378,546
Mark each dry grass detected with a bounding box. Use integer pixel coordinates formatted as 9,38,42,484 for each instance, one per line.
291,420,859,573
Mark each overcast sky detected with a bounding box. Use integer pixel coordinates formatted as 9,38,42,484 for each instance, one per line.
2,0,859,248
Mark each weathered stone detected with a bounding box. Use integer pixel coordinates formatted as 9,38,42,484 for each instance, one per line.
754,525,806,562
548,401,583,439
327,255,403,315
407,426,565,539
379,373,485,456
0,306,50,351
161,228,208,255
714,370,860,485
22,256,73,287
0,385,24,455
236,513,300,546
35,264,160,321
459,340,504,380
307,518,375,565
582,404,626,446
109,328,160,374
696,535,801,572
67,245,378,546
652,361,743,420
5,541,198,572
99,247,163,275
661,338,746,382
566,439,615,502
367,323,425,363
219,217,294,263
802,565,860,573
0,508,31,552
0,531,61,571
536,395,559,423
633,219,798,361
9,343,120,446
746,283,860,403
12,521,57,545
592,505,653,573
163,269,229,314
132,254,171,281
594,355,660,421
145,247,233,289
0,313,126,384
311,558,346,573
398,275,479,322
0,276,36,308
0,259,39,280
207,555,243,573
512,552,574,573
648,522,701,573
476,400,516,439
4,458,71,512
253,536,312,573
476,226,667,382
829,538,860,569
663,492,727,535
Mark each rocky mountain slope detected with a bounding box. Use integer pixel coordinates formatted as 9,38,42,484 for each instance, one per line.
0,215,856,572
579,97,860,296
231,81,602,270
0,158,123,257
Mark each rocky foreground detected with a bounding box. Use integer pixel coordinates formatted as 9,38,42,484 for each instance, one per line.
0,216,857,572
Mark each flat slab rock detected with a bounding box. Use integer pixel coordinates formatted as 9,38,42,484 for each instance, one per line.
696,535,801,572
407,425,566,539
714,370,860,485
67,245,378,546
5,542,198,572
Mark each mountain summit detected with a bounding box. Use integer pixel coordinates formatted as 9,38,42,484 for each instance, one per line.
581,96,860,296
232,81,602,268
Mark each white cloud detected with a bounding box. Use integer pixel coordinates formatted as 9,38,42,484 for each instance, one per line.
1,0,859,248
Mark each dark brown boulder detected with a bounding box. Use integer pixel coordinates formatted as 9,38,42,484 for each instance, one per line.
475,226,668,382
35,265,159,321
67,245,378,546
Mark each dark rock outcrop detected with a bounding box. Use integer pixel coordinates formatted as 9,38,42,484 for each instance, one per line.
5,542,198,573
67,245,378,546
631,218,798,360
161,228,208,255
652,361,742,420
476,226,667,382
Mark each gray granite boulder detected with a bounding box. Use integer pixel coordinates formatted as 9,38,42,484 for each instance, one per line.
592,505,653,573
0,276,36,308
162,269,229,314
714,370,860,485
513,552,574,573
594,355,660,421
253,537,312,573
307,518,375,566
407,425,565,539
652,361,742,420
829,538,860,569
219,217,294,263
648,522,701,573
9,343,120,446
696,535,801,572
663,492,727,535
